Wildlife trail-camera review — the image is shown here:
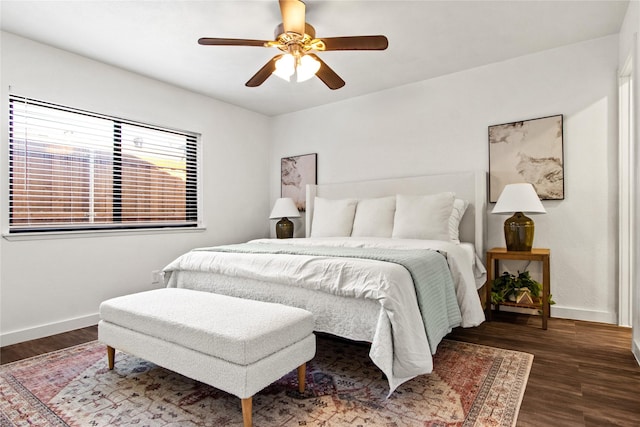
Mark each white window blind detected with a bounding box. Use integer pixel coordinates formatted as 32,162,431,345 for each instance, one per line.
8,96,199,233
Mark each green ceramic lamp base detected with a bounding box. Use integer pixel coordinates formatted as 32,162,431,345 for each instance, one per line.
275,217,294,239
504,212,535,251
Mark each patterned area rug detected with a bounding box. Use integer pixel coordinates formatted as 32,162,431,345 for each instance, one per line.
1,335,532,426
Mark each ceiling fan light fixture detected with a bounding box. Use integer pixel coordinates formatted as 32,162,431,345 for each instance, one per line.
272,53,320,83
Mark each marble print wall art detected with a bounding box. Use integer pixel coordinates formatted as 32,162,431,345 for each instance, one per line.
489,115,564,202
281,153,317,211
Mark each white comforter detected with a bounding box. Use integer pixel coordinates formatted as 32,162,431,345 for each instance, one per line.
163,237,486,395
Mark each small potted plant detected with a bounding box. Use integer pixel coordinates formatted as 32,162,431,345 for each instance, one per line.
491,270,554,307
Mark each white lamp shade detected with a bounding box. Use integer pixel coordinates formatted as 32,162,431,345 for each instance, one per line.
492,183,546,214
273,54,295,81
296,55,320,82
269,198,301,219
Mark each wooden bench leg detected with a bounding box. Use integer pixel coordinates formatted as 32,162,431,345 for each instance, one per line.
241,397,252,427
107,346,115,370
297,364,306,393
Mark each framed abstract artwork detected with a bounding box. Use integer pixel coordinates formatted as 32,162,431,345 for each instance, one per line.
489,115,564,202
281,153,317,211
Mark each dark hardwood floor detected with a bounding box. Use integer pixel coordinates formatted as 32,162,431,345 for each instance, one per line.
450,312,640,427
2,313,639,426
1,326,98,365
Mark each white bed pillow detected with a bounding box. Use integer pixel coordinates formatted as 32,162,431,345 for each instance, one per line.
311,197,358,237
392,192,455,241
449,198,469,243
351,196,396,237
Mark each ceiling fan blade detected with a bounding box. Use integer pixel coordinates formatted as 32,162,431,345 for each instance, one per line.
245,54,283,87
198,38,270,47
279,0,306,35
320,35,389,51
308,54,345,90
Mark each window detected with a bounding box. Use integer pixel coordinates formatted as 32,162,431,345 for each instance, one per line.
8,96,199,233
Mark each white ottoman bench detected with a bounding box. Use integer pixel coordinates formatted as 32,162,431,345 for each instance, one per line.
98,288,316,427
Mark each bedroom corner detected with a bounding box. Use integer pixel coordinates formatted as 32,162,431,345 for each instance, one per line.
0,32,271,346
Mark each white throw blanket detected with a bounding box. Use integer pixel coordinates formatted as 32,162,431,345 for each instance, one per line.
245,238,486,327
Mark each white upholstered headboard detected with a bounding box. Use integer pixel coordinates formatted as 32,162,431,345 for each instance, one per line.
305,171,487,256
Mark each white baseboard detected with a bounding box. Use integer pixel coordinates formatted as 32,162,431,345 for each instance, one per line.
0,313,99,347
550,305,618,324
633,337,640,366
498,304,618,324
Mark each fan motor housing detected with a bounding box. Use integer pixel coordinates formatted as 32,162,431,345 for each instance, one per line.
274,22,316,40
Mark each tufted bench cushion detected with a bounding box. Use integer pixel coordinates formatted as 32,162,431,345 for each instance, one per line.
99,288,313,365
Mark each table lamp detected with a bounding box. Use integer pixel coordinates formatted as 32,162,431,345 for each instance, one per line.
269,198,301,239
492,183,546,251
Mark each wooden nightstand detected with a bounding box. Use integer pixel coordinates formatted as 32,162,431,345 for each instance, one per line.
485,247,551,330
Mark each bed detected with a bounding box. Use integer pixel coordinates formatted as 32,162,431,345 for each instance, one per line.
163,171,487,395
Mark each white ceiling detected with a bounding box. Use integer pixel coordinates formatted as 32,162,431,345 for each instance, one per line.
0,1,629,116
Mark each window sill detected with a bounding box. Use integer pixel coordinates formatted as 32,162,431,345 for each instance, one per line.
2,226,207,241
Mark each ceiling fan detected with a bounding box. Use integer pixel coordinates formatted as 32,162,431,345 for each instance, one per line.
198,0,388,89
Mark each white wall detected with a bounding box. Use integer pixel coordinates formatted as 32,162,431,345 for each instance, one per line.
0,32,271,345
271,35,619,324
618,1,640,364
0,29,626,344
